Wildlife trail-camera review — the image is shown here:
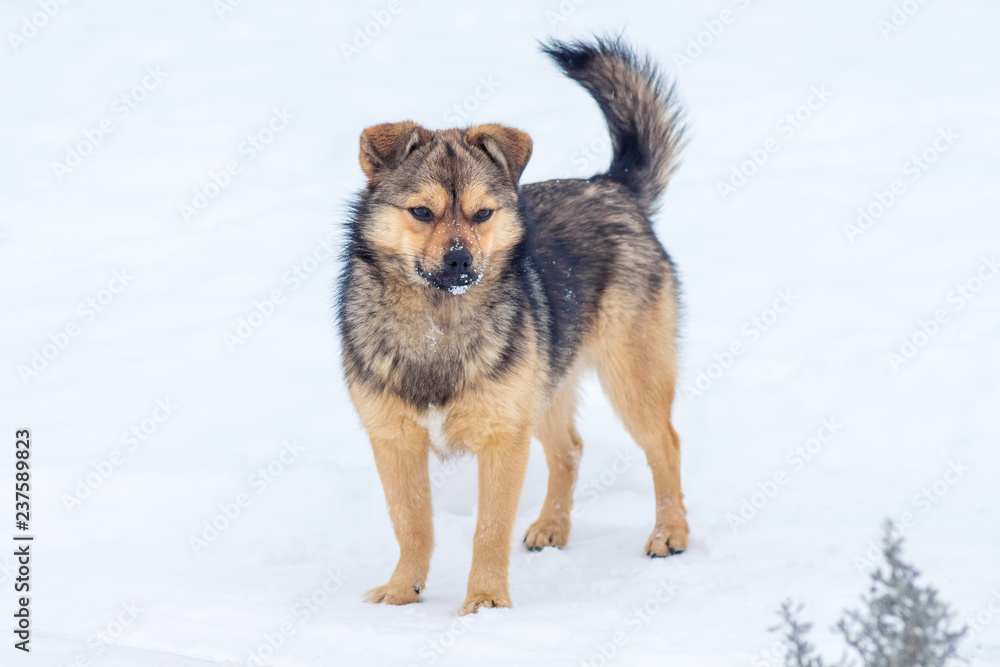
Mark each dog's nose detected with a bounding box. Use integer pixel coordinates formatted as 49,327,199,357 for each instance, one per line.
443,249,473,275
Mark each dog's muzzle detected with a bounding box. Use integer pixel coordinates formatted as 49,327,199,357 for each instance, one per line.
429,249,479,294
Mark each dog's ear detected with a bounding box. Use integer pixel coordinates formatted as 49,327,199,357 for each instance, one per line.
464,124,533,186
359,121,433,185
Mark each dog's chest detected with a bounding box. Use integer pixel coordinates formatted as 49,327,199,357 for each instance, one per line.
417,406,454,456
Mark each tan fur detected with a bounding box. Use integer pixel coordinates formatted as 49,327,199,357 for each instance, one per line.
354,322,542,614
590,283,688,555
464,124,533,185
523,280,689,555
523,369,583,549
341,38,691,614
367,178,519,290
359,121,434,185
354,268,688,612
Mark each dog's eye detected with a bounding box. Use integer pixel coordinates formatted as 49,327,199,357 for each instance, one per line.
471,209,494,223
409,206,433,222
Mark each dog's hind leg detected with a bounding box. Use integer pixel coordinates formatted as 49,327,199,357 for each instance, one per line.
596,289,689,557
524,373,583,550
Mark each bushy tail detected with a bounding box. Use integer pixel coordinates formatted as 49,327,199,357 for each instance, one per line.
541,36,685,216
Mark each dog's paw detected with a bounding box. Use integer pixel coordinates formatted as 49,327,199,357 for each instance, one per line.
523,517,570,551
365,581,422,606
460,592,511,616
645,523,688,558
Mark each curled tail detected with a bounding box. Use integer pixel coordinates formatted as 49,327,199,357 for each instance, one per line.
542,36,685,216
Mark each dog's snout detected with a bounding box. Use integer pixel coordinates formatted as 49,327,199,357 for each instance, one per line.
426,247,478,292
443,249,473,275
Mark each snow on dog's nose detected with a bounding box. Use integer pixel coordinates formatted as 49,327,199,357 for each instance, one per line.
434,247,478,294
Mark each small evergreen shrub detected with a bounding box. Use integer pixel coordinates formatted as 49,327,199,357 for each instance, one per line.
773,521,966,667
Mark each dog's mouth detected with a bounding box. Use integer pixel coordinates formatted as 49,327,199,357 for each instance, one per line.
416,261,481,295
422,268,481,295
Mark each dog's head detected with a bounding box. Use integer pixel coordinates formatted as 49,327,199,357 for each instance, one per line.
356,122,532,294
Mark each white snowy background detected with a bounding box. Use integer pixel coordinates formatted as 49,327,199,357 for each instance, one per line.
1,0,998,665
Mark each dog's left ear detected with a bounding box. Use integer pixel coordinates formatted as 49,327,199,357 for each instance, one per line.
359,121,433,185
464,124,533,186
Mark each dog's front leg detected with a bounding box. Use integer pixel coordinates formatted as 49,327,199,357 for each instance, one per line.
365,421,433,606
461,427,531,615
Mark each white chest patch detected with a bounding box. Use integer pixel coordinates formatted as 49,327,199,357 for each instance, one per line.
420,406,451,456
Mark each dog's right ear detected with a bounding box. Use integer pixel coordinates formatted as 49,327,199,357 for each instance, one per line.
359,121,433,185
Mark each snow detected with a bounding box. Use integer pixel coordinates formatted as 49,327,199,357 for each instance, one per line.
1,0,998,665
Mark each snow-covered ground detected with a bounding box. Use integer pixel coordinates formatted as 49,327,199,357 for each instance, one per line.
2,0,998,665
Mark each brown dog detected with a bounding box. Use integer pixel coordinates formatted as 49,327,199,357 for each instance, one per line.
337,36,689,615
